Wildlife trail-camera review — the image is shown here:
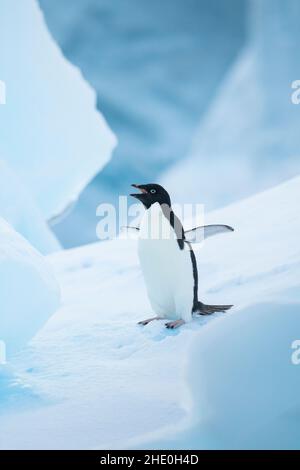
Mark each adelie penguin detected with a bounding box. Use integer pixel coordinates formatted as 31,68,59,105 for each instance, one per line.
130,183,234,329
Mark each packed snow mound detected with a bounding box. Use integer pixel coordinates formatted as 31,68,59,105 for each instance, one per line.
162,0,300,210
184,175,300,449
0,160,60,254
0,0,116,220
186,302,300,449
0,218,60,359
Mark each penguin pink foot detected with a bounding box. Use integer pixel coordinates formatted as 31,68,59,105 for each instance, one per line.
138,316,163,326
165,319,185,329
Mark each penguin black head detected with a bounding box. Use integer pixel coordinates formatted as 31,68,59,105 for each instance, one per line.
130,183,171,209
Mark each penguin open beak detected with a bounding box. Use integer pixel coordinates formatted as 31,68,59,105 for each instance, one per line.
130,184,148,199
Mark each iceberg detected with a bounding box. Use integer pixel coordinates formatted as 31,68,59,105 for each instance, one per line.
39,0,246,247
0,218,60,360
0,160,60,254
162,0,300,210
0,0,116,223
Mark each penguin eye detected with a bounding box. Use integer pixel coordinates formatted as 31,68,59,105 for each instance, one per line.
150,189,156,194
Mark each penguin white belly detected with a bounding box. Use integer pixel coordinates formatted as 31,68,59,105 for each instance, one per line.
138,203,194,322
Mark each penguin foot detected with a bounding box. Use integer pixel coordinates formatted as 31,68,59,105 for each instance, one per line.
165,319,185,329
195,302,233,315
138,316,163,326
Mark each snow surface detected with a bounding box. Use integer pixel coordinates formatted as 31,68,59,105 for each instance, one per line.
0,0,116,227
0,218,60,360
0,175,299,449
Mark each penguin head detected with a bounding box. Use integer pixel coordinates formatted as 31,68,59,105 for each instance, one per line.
130,184,171,209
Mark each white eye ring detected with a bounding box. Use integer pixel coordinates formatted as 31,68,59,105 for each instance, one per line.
150,189,156,194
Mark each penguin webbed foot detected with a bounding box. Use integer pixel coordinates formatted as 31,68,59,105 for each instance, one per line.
165,319,185,329
138,316,163,326
138,319,152,326
195,302,233,315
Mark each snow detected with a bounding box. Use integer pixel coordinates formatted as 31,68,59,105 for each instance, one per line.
1,174,299,449
0,0,116,223
0,218,60,360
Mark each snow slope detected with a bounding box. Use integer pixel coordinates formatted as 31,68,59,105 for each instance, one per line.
0,175,299,449
0,0,116,227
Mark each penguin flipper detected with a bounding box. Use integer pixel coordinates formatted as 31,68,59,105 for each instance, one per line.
184,224,234,243
194,302,233,315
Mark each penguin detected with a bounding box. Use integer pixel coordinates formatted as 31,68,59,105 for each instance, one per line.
130,183,233,329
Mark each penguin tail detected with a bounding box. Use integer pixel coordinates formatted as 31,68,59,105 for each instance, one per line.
194,301,233,315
